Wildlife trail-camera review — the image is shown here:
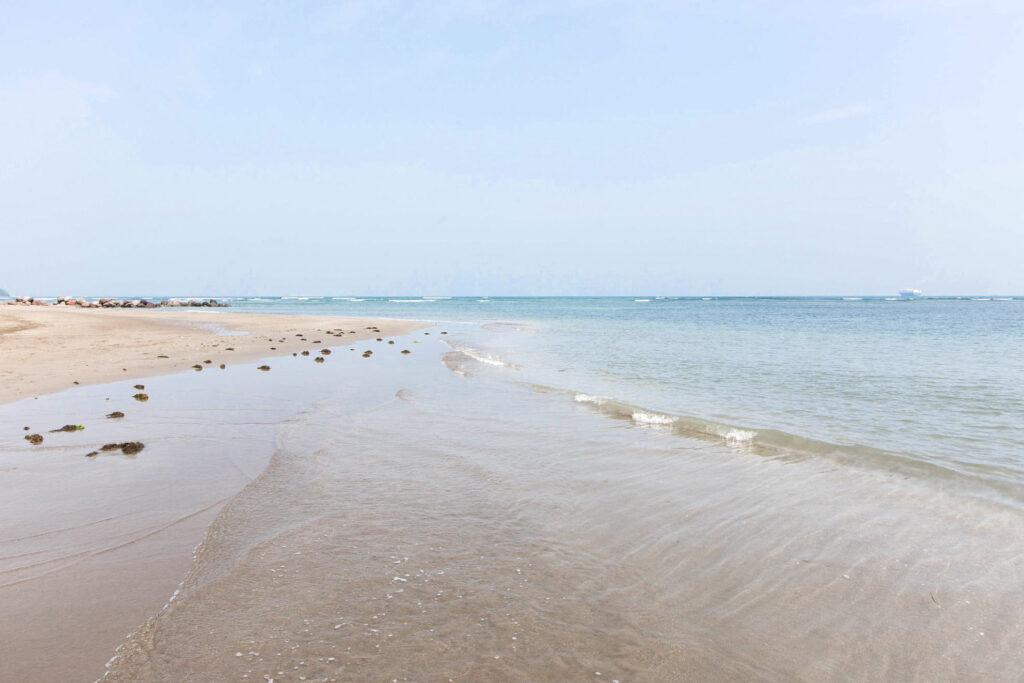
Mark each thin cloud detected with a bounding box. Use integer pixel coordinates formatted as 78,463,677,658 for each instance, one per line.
802,104,871,125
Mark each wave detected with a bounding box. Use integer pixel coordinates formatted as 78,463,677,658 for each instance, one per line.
548,388,1023,506
389,299,433,303
441,342,522,375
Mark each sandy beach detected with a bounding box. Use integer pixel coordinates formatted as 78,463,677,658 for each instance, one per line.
0,308,424,681
3,304,1024,682
0,307,423,405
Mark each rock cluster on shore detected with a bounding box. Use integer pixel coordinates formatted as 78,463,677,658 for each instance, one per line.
6,296,229,308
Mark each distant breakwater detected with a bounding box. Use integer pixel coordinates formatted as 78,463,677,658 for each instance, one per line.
6,296,229,309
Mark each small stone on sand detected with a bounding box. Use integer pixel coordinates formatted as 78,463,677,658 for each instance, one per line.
25,434,43,445
258,365,271,371
133,393,149,401
106,412,125,419
50,424,84,433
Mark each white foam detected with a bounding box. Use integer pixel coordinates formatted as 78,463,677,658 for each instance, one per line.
631,411,677,426
459,346,516,368
573,393,608,405
634,298,651,302
390,299,432,303
720,428,756,444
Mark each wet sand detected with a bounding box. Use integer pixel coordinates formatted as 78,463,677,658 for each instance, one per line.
3,311,1023,681
0,309,424,681
0,306,423,405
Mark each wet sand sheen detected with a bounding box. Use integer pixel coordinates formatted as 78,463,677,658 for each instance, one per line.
0,312,423,682
2,319,1022,681
100,342,1023,681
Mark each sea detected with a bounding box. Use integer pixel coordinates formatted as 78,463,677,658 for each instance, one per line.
10,295,1024,681
217,294,1024,504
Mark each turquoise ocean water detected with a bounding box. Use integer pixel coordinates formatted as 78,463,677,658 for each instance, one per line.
214,295,1024,505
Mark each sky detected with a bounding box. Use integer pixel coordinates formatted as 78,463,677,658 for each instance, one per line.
2,0,1022,296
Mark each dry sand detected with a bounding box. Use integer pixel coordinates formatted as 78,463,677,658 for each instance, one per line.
0,306,424,405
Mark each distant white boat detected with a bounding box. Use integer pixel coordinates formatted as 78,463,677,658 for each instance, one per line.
898,289,922,298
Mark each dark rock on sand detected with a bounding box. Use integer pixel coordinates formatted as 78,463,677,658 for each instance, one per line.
134,384,145,390
50,424,84,433
258,365,271,371
314,356,325,363
101,442,144,455
401,350,411,354
192,364,203,371
320,349,331,355
85,451,98,458
106,411,125,419
219,364,226,369
388,341,395,344
133,393,149,401
25,434,43,445
301,351,310,356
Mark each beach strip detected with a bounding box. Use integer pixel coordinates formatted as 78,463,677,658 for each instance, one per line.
0,307,424,405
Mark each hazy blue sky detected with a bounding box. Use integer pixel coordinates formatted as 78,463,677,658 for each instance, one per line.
2,0,1022,295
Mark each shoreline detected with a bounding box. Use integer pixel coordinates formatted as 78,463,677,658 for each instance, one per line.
0,307,426,406
0,309,428,681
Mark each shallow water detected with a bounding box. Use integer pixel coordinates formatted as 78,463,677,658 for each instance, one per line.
219,296,1024,500
3,302,1023,681
97,337,1023,681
